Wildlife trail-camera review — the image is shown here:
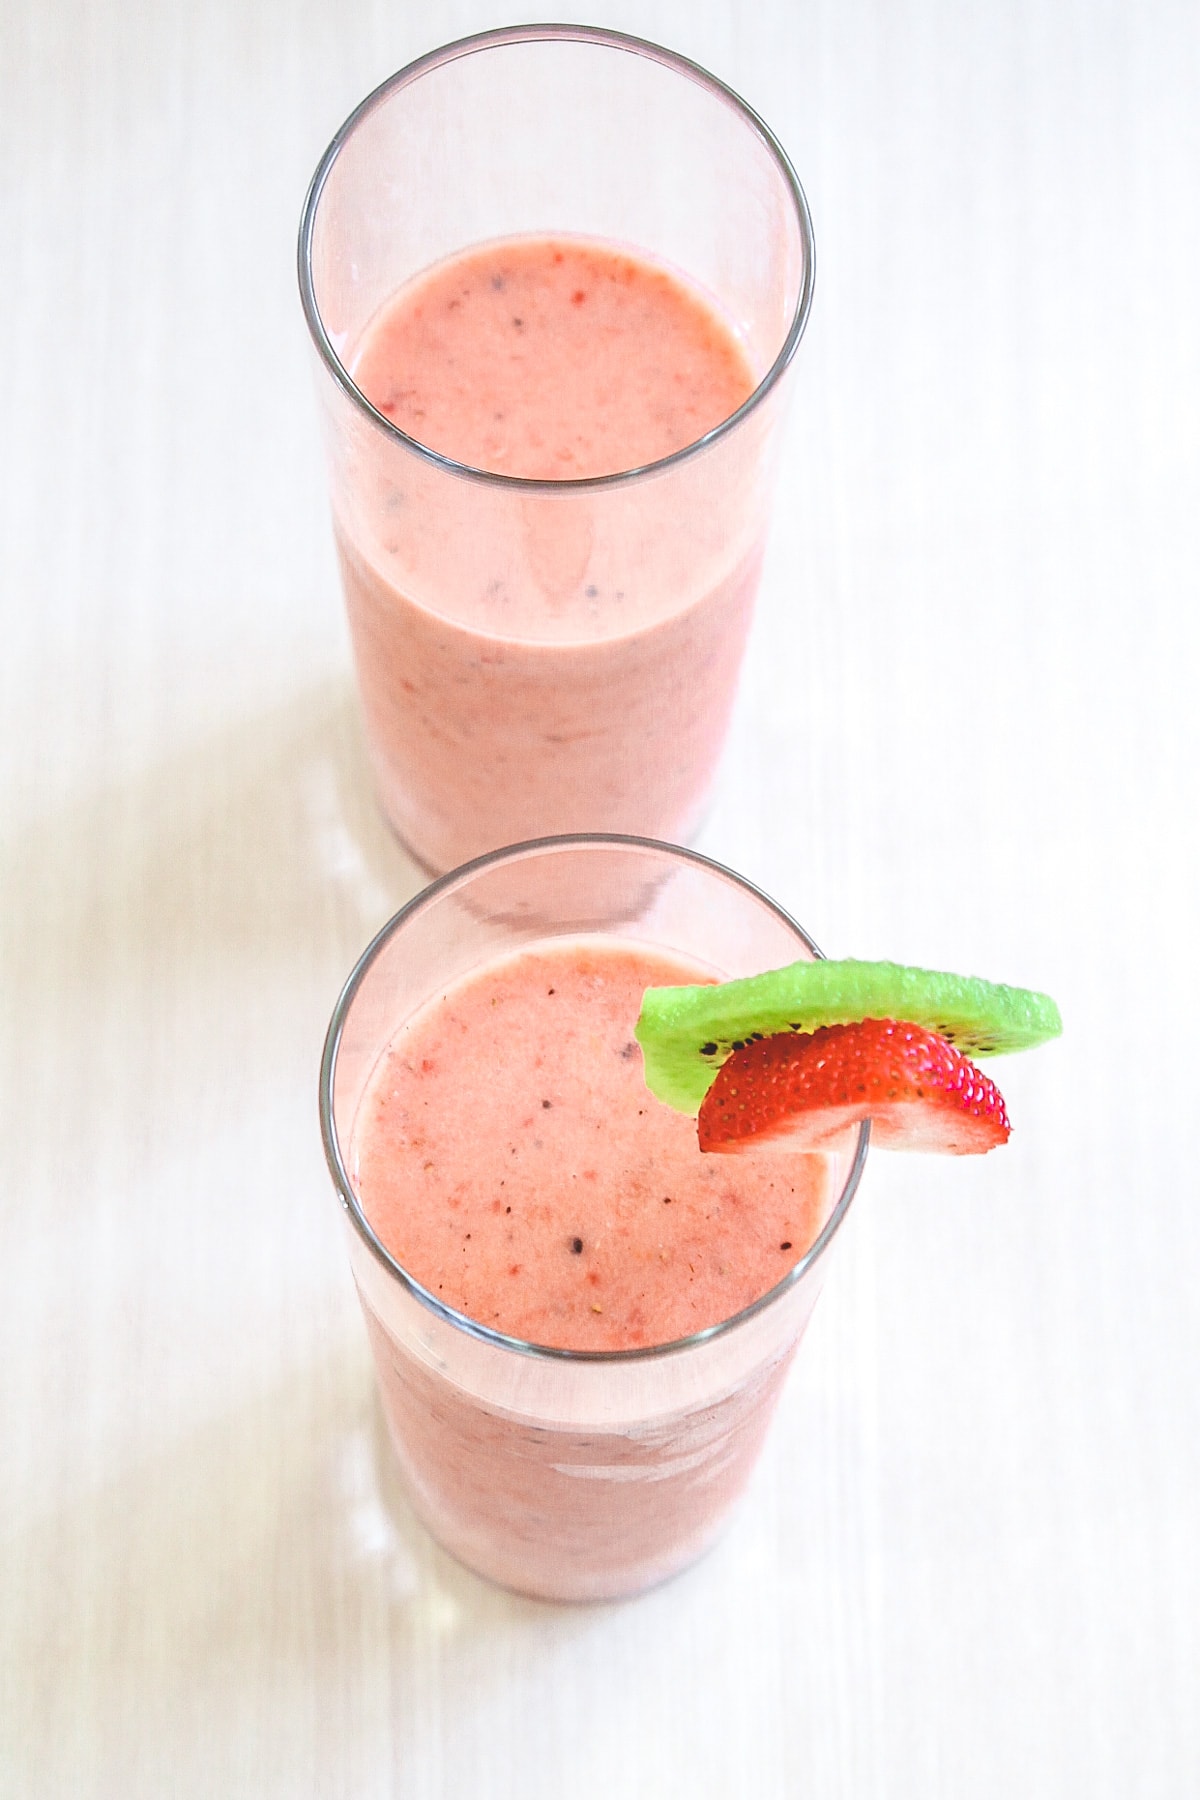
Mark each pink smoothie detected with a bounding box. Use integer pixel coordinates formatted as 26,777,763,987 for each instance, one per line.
332,235,773,873
353,938,833,1351
345,937,841,1599
352,237,754,481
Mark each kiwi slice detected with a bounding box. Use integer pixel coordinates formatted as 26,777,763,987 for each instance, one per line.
635,958,1062,1114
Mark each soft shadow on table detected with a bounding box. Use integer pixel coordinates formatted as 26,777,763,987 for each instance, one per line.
4,674,425,1007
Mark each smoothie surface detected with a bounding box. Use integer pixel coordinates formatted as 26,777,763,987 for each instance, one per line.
352,940,836,1350
351,234,756,480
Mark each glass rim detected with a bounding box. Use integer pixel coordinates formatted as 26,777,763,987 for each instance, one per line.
319,833,869,1365
297,22,816,494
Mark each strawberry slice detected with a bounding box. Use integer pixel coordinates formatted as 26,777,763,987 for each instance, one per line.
696,1019,1011,1155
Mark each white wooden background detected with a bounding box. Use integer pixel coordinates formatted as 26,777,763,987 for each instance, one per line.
3,2,1197,1795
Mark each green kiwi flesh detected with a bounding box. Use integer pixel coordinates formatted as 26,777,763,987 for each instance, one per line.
635,958,1063,1114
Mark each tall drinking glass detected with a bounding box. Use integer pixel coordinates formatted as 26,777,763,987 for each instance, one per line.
299,27,814,874
321,837,866,1601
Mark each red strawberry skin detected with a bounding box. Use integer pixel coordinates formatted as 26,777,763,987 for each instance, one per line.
697,1019,1011,1156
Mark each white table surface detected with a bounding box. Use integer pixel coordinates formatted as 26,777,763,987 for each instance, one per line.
3,2,1197,1794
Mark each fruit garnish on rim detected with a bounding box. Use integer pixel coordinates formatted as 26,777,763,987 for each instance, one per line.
634,959,1062,1156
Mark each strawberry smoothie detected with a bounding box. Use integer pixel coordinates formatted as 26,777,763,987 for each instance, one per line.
353,939,832,1350
342,935,844,1598
351,238,754,482
330,235,773,873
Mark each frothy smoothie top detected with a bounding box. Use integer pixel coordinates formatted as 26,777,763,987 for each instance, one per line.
351,939,837,1351
351,235,756,480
